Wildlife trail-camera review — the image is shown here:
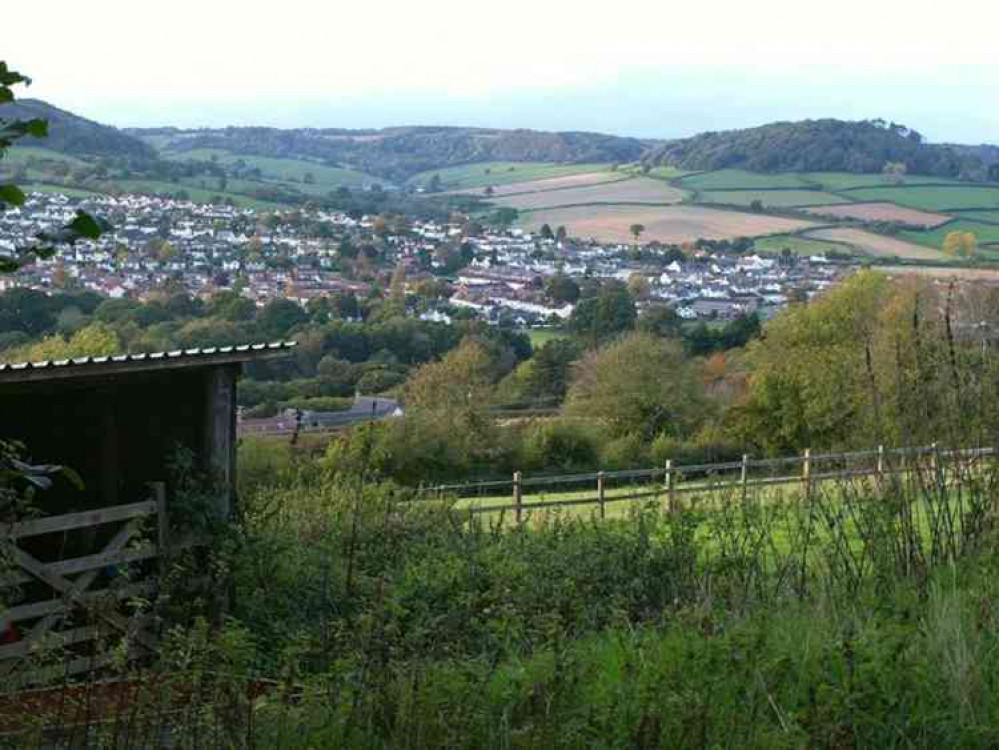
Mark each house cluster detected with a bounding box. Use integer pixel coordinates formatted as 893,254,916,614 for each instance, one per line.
1,192,853,325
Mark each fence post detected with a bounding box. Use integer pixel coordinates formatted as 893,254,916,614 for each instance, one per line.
513,471,523,524
665,460,677,513
150,481,169,571
877,444,885,476
802,448,812,500
597,471,606,520
741,454,749,501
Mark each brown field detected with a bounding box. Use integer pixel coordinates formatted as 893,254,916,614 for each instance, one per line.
519,205,817,244
806,228,943,261
493,178,684,210
449,171,625,197
878,265,999,281
803,202,951,228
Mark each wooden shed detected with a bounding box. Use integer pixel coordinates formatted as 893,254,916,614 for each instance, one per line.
0,341,295,680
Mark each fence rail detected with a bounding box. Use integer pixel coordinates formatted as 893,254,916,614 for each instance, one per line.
414,444,996,517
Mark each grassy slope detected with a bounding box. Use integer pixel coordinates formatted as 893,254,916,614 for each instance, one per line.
160,147,380,188
678,170,812,190
409,162,611,190
700,190,849,208
900,219,999,249
752,234,852,256
844,185,999,212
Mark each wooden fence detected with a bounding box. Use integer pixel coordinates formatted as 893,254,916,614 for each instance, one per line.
0,483,169,682
416,444,995,521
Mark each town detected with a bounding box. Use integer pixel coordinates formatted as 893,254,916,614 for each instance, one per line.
0,190,853,328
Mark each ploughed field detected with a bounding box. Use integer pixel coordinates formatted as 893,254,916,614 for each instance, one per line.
520,204,816,244
446,170,629,197
804,228,946,261
803,202,952,228
492,177,685,210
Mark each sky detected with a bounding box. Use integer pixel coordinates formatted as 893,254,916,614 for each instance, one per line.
6,0,999,143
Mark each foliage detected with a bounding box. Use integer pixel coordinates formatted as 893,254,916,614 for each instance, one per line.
567,280,637,344
644,118,972,177
565,332,710,441
943,230,978,258
1,62,107,272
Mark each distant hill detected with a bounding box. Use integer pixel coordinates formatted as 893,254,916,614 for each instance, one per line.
0,99,157,162
642,119,981,179
128,125,648,183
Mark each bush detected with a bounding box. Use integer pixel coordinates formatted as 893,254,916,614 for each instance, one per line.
521,420,600,472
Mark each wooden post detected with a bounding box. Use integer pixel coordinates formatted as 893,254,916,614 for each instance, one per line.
513,471,523,524
597,471,606,520
203,365,238,521
802,448,812,500
665,460,676,513
877,444,885,475
151,481,169,573
741,454,749,502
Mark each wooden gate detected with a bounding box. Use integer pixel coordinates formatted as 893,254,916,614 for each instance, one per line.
0,483,167,683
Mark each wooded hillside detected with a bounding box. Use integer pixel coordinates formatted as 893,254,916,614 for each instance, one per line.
642,119,980,178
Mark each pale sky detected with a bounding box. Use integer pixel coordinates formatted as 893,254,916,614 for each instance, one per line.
7,0,999,142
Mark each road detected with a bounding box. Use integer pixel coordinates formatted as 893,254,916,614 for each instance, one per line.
238,396,401,437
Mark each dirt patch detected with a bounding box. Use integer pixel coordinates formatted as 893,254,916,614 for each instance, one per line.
449,171,625,197
521,205,816,244
806,228,943,261
803,202,951,228
492,178,684,210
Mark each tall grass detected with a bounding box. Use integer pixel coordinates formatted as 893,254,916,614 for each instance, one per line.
6,450,999,747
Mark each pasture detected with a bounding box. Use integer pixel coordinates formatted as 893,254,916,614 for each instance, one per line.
950,209,999,224
492,177,684,210
752,233,852,256
519,204,817,244
409,162,610,190
900,219,999,250
803,201,951,227
805,227,945,261
527,328,569,348
111,179,282,209
678,169,811,190
799,172,960,190
844,185,999,211
880,265,999,280
699,189,848,208
22,183,101,198
4,146,89,168
448,170,624,197
161,148,379,188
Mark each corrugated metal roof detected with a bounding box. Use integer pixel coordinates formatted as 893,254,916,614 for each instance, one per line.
0,341,297,383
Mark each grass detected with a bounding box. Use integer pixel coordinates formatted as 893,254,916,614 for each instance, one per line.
844,185,999,211
900,219,999,249
4,145,89,167
799,172,961,190
20,183,102,198
110,179,282,209
752,234,852,256
527,328,568,348
161,148,379,188
950,209,999,225
631,165,690,181
409,162,611,190
699,189,849,208
678,170,811,190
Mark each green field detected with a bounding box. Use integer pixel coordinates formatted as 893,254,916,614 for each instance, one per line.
409,162,611,190
111,179,282,209
900,219,999,250
700,189,849,208
799,172,960,190
950,209,999,224
752,234,852,256
633,166,690,181
21,182,102,198
678,170,811,190
5,146,90,168
845,185,999,212
527,328,569,348
162,148,379,188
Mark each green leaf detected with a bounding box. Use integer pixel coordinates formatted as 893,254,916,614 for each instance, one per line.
0,89,12,105
0,184,26,207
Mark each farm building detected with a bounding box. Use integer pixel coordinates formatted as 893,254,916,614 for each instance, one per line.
0,341,295,680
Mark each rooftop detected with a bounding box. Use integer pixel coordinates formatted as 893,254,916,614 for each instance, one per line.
0,341,297,384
